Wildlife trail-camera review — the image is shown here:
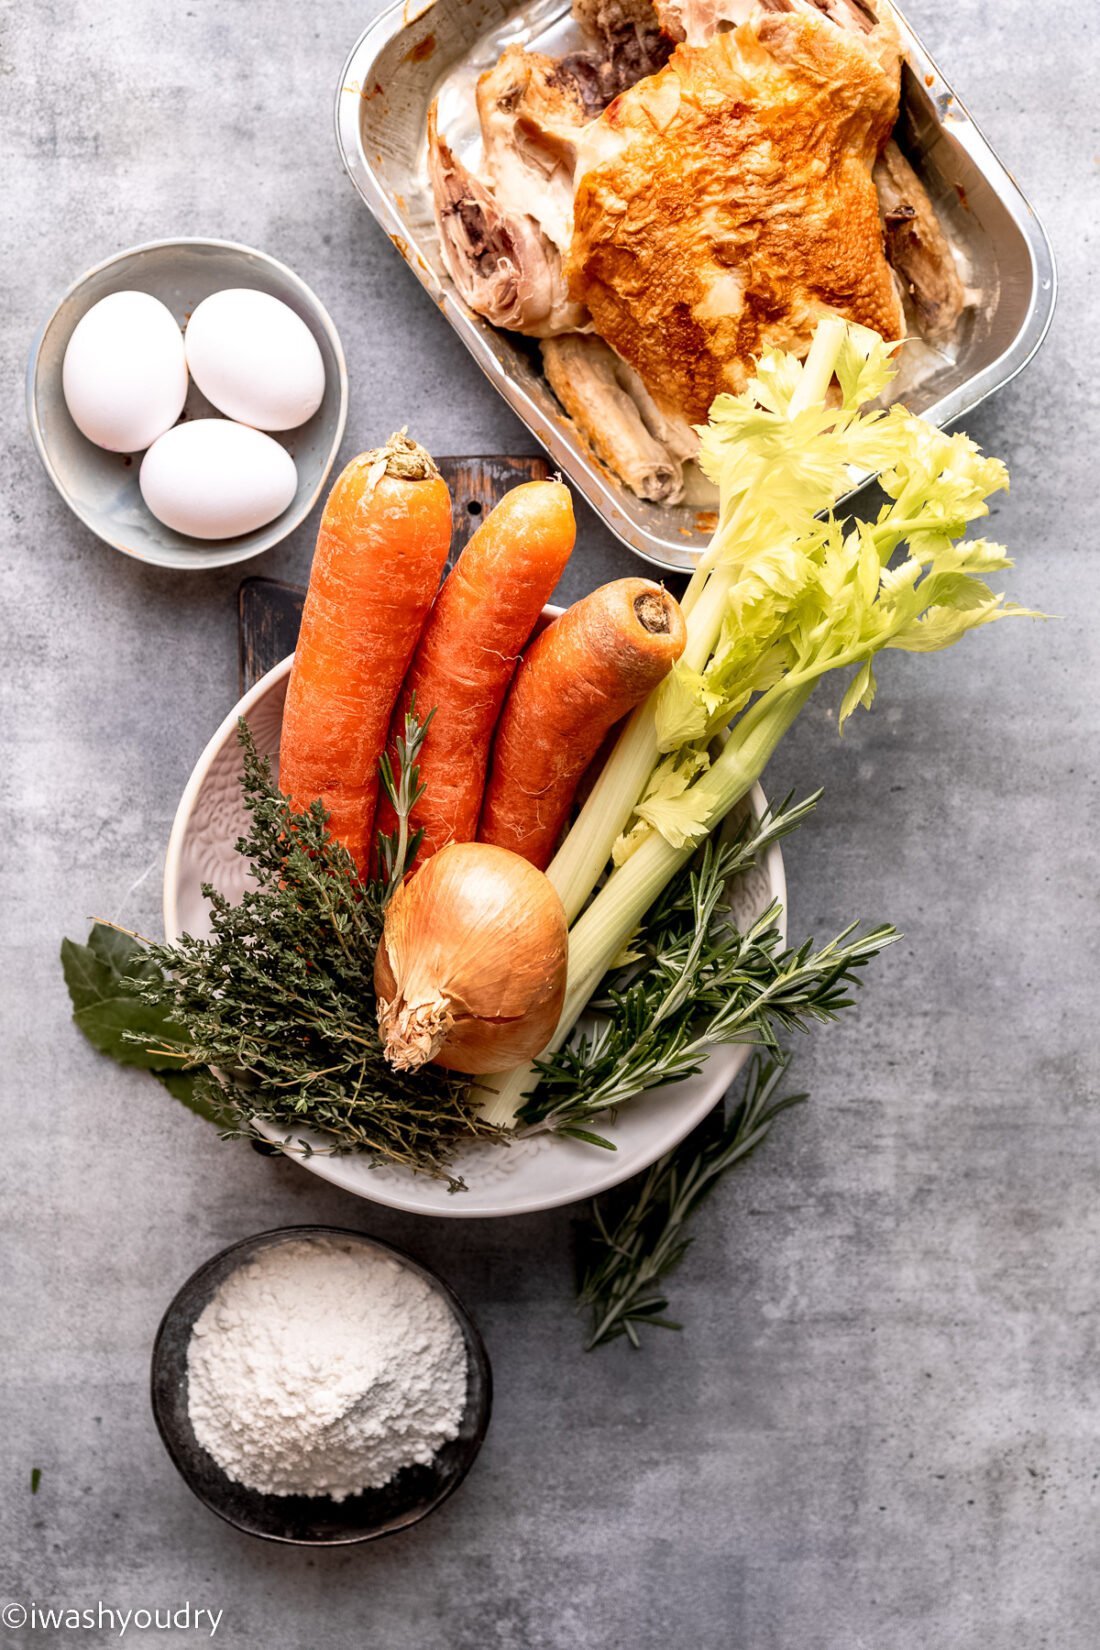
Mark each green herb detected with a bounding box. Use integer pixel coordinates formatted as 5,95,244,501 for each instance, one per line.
522,796,896,1145
376,695,434,904
63,724,494,1185
577,1054,805,1349
30,1467,41,1494
61,924,217,1122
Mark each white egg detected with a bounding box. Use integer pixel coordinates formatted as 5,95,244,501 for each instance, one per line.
62,290,188,453
185,288,326,432
139,419,298,540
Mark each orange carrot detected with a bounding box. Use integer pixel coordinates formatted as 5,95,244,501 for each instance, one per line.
478,579,687,870
279,433,452,872
375,479,576,866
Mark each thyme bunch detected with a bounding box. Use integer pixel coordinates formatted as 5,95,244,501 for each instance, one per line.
135,724,494,1184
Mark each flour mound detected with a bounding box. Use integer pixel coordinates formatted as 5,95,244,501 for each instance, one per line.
187,1237,467,1500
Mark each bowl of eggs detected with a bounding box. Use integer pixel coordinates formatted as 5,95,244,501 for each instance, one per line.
26,238,348,570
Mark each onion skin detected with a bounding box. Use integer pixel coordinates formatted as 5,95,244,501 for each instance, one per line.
375,842,568,1075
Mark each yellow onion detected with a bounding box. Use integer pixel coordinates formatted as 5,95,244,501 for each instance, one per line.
374,842,568,1074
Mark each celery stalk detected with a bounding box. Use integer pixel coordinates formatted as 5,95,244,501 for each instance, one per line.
480,319,1037,1131
478,683,814,1128
567,682,814,995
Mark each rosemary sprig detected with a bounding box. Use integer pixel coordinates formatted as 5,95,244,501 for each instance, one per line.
577,1054,806,1349
376,695,434,904
130,722,494,1185
520,798,897,1144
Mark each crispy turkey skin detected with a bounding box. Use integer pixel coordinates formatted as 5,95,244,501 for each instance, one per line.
566,11,906,424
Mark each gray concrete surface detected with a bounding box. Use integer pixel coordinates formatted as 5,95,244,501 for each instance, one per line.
1,1,1095,1645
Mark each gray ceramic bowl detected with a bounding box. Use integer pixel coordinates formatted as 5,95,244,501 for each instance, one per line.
151,1226,492,1544
26,239,348,570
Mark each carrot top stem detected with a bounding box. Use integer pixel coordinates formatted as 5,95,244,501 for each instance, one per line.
364,429,442,490
634,591,673,633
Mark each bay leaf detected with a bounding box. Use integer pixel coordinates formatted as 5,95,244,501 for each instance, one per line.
59,936,115,1012
72,997,190,1069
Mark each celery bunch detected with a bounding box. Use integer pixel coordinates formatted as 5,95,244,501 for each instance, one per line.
479,319,1039,1129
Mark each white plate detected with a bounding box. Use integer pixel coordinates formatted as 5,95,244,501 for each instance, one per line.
163,651,786,1216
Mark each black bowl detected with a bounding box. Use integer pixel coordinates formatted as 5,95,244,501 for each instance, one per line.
150,1225,492,1544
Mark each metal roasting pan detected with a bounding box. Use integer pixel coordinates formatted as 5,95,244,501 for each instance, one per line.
335,0,1056,572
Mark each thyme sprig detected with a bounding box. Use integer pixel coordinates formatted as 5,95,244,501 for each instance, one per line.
132,723,494,1185
520,797,897,1144
578,1054,806,1349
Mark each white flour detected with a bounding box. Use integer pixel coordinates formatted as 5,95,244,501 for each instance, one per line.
187,1237,467,1500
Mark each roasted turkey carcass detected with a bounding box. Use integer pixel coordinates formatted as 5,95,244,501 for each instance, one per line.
427,0,966,502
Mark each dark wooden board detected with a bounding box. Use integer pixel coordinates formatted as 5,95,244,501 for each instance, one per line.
238,454,550,693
